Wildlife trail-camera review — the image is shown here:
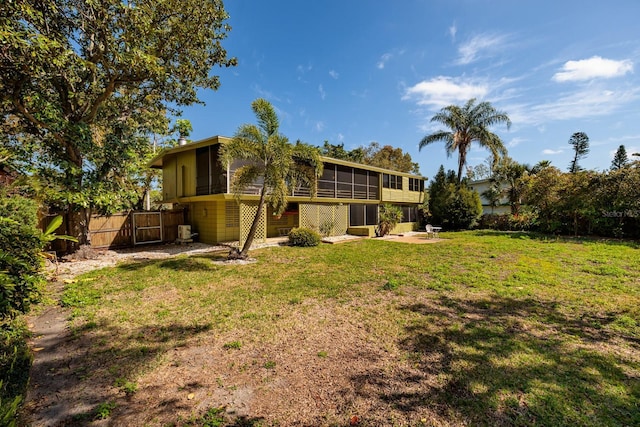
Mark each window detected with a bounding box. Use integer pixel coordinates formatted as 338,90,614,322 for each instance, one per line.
350,204,378,226
382,173,403,190
400,205,418,222
408,178,424,192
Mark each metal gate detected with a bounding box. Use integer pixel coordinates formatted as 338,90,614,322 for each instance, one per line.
133,212,163,245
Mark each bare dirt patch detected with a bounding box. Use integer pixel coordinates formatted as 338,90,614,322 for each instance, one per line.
21,243,232,426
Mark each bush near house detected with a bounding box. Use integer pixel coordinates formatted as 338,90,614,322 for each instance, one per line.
288,228,321,247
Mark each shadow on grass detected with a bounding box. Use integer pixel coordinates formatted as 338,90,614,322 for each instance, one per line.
22,318,216,426
114,251,231,273
473,230,640,249
352,295,640,426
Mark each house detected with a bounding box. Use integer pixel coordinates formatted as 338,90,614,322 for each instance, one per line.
467,178,510,215
149,136,427,245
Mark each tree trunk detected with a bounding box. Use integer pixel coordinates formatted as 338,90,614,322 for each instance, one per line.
66,206,92,252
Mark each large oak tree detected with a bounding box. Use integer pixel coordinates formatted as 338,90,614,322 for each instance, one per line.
0,0,236,246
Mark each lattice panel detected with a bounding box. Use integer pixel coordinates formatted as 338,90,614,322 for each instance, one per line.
318,204,333,234
239,201,266,246
299,203,317,230
334,205,348,235
298,203,348,236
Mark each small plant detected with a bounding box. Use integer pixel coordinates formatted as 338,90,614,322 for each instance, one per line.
288,227,321,247
317,351,328,358
94,401,116,420
382,279,400,291
223,341,242,350
263,360,276,369
319,219,335,237
198,406,226,427
114,378,137,396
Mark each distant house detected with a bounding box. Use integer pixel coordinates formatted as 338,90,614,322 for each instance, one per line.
149,135,427,245
467,178,510,215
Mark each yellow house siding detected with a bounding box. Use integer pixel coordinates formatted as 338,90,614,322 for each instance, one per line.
162,157,177,200
189,201,240,244
176,151,196,197
380,177,424,203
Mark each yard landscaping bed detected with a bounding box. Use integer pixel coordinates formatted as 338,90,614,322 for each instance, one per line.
21,231,640,426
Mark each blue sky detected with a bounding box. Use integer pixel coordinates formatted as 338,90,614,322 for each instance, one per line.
182,0,640,180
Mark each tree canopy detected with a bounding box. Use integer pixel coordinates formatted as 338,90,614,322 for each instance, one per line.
320,141,419,174
0,0,236,244
419,98,510,184
362,142,420,174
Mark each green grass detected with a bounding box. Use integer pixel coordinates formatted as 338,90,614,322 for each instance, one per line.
63,231,640,426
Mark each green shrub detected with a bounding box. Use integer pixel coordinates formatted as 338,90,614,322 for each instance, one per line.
377,204,403,237
0,191,45,320
288,228,321,247
0,320,32,427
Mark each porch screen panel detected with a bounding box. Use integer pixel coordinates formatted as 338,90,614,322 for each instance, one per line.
336,164,352,199
196,147,210,195
353,168,368,199
368,171,379,200
209,145,225,194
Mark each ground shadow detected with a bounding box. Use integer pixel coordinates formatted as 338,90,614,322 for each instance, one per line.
350,294,639,426
112,251,230,273
21,317,214,426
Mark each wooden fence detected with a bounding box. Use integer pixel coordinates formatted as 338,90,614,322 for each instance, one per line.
41,209,185,251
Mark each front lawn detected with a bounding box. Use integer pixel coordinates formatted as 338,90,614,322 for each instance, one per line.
60,231,639,426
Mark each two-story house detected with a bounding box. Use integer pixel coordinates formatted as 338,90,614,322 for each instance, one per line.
150,136,427,245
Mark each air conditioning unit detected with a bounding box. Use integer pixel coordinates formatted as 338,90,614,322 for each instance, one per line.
177,225,191,240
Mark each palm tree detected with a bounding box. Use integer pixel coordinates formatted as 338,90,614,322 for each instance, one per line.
492,157,530,215
419,98,511,184
220,98,323,259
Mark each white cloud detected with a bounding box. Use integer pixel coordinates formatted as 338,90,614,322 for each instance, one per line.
543,149,563,155
377,53,393,69
403,76,488,108
506,86,640,125
297,63,312,73
456,33,507,65
337,133,344,142
329,70,339,79
318,84,326,100
507,137,526,148
553,56,633,82
315,121,325,132
449,23,457,41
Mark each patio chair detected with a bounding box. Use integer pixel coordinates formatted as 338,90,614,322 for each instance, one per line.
425,224,435,239
425,224,441,239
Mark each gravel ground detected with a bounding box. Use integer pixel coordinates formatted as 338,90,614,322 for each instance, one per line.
53,242,239,278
